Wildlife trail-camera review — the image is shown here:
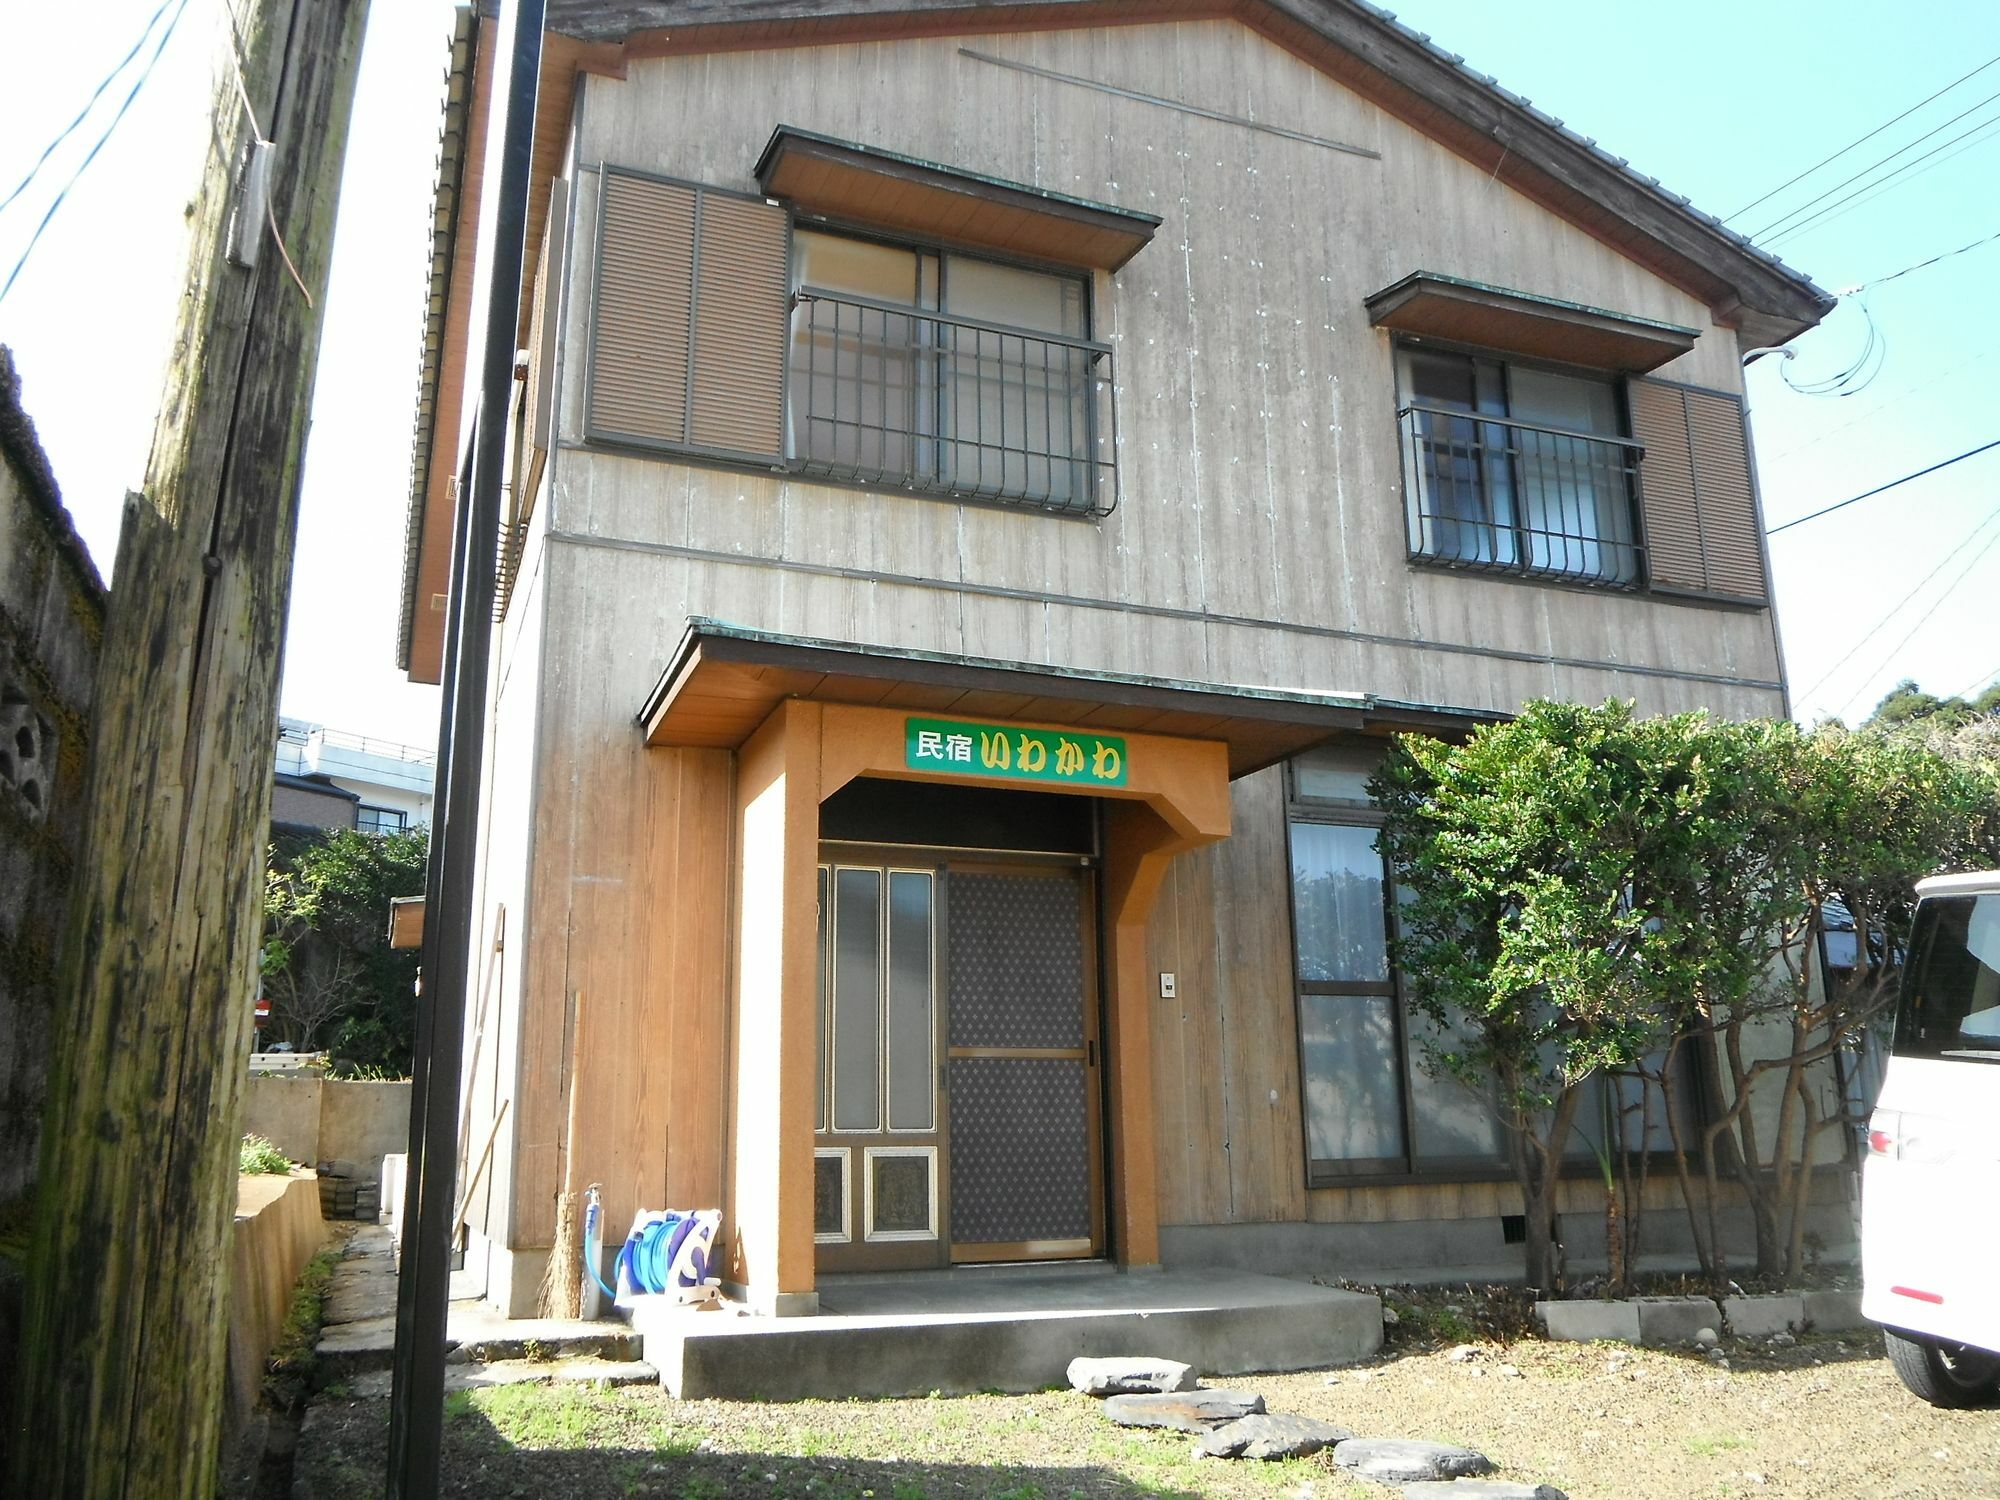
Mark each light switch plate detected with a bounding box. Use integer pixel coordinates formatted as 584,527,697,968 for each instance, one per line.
1159,972,1177,1000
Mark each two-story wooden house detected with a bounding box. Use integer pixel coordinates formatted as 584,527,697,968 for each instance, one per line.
397,0,1832,1322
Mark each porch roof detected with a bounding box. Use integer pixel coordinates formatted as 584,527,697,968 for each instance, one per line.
637,618,1494,778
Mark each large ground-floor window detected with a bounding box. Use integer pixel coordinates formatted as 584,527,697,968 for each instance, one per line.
1286,741,1694,1188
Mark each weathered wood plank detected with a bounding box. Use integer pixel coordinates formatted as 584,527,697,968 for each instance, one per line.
13,3,370,1494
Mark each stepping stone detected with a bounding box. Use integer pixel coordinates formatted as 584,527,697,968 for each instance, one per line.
1333,1438,1496,1483
1197,1413,1354,1460
1102,1388,1265,1432
1067,1356,1197,1396
1402,1484,1569,1499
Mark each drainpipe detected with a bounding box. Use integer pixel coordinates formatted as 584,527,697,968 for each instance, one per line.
385,1,545,1494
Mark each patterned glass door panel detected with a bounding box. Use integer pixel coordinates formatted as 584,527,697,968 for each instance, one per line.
815,862,943,1271
946,868,1099,1258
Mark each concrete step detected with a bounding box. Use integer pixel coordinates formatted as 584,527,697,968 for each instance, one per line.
343,1357,659,1398
313,1224,639,1381
635,1271,1382,1401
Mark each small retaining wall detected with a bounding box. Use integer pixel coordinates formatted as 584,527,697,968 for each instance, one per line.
228,1171,327,1420
243,1074,410,1193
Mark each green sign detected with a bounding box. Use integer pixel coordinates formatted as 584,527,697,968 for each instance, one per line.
905,717,1128,788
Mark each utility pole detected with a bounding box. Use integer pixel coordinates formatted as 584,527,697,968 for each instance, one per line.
12,1,369,1495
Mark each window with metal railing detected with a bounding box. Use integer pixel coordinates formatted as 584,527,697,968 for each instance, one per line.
787,231,1116,517
355,804,409,837
1396,346,1643,587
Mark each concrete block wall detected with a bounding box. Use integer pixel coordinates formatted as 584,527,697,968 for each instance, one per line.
243,1074,411,1212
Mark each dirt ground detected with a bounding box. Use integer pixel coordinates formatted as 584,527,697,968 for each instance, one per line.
293,1324,2000,1500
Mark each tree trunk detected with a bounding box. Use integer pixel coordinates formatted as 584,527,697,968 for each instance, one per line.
12,4,369,1495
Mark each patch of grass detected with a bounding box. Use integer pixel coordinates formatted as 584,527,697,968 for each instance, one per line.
240,1133,294,1175
1686,1432,1754,1456
263,1241,341,1408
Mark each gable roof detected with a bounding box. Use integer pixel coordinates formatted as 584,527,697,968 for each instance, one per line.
543,0,1833,347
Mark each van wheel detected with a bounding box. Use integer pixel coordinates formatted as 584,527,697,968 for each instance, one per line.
1885,1329,2000,1407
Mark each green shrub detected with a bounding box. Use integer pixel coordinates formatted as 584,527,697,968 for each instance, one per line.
240,1134,294,1175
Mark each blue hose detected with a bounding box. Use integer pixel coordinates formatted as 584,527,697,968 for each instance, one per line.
618,1215,683,1295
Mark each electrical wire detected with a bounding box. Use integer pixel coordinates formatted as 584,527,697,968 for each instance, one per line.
1780,299,1885,398
1762,111,2000,250
1723,51,2000,223
1764,349,1994,465
0,0,193,309
1795,502,2000,705
1766,438,2000,535
0,0,180,221
1839,226,2000,295
1747,83,2000,242
1833,524,2000,720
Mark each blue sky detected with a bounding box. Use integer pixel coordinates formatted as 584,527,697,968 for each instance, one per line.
0,0,1994,744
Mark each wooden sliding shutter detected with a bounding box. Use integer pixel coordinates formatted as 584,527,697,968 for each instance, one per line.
1627,377,1769,603
586,167,788,462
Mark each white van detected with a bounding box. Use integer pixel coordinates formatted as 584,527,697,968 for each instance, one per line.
1863,869,2000,1406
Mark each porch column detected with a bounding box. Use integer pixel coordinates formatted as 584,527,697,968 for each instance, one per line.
1100,803,1190,1270
728,699,822,1315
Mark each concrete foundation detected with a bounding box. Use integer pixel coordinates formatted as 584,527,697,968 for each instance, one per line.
636,1263,1382,1400
1160,1200,1856,1285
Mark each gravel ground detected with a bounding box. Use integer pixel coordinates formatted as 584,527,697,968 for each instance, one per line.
293,1328,2000,1499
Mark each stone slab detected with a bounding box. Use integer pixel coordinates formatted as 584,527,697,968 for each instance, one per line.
1402,1483,1569,1499
1197,1412,1352,1460
1335,1438,1496,1484
1803,1288,1866,1332
1635,1295,1720,1346
1722,1293,1804,1337
1066,1355,1196,1395
1104,1388,1265,1432
1536,1299,1640,1343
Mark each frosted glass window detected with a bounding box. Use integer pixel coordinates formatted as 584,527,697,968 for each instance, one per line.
1290,823,1390,984
1301,995,1407,1162
1406,1012,1506,1162
1293,743,1384,804
832,868,882,1131
886,871,935,1132
815,865,830,1131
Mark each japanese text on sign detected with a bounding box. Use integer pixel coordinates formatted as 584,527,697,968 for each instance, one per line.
904,717,1128,788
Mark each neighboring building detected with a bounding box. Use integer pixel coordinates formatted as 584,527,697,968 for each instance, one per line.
0,347,106,1422
398,2,1833,1318
272,717,436,836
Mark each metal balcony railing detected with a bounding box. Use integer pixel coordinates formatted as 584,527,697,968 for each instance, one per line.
789,289,1117,517
1398,404,1644,587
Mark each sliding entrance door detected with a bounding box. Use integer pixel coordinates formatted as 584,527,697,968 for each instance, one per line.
944,865,1102,1262
813,855,1102,1272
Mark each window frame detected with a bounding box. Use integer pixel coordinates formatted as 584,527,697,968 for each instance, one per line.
785,216,1115,518
355,804,409,837
1283,746,1710,1191
1391,335,1648,595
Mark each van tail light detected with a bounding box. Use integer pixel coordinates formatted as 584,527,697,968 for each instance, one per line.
1867,1111,1901,1159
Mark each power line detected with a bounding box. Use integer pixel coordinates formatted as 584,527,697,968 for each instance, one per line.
1764,348,1995,465
1834,523,2000,719
1768,111,2000,250
0,0,193,309
1768,115,2000,253
1747,83,2000,242
1744,84,2000,242
0,0,180,220
1838,226,2000,295
1779,298,1885,399
1724,51,2000,223
1796,502,2000,704
1766,437,2000,535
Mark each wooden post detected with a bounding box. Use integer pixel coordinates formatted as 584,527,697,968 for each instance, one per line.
11,2,369,1495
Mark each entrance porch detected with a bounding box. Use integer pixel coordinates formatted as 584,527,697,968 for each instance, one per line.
630,1262,1382,1399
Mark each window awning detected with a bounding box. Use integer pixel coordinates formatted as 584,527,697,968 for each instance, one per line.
755,126,1162,271
639,619,1492,779
1364,271,1700,372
